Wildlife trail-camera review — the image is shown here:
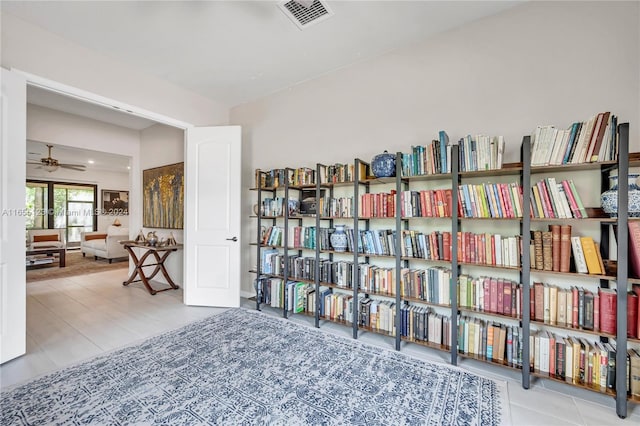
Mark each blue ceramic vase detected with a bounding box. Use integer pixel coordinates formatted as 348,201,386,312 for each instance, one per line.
371,151,396,178
600,174,640,217
330,225,348,252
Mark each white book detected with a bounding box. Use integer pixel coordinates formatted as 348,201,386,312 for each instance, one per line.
494,234,502,266
571,236,588,273
496,136,505,168
531,126,544,166
565,338,574,382
544,127,560,165
574,115,597,164
556,183,574,219
509,237,518,267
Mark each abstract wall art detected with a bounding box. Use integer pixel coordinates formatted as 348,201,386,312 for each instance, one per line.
143,162,184,229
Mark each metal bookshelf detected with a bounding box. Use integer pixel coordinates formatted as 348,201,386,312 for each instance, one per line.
249,122,634,419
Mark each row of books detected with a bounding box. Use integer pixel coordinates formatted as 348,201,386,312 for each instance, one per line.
400,266,452,305
399,189,453,218
458,134,506,172
400,305,451,347
458,183,524,218
531,178,587,219
456,232,521,267
531,283,640,338
255,279,639,396
457,317,524,368
458,275,522,318
400,131,451,176
531,227,605,275
255,167,316,188
530,112,618,166
318,196,353,218
256,112,617,188
261,197,286,217
529,331,640,397
261,254,396,296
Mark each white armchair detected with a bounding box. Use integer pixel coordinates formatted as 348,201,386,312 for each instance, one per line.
27,229,65,250
80,226,129,263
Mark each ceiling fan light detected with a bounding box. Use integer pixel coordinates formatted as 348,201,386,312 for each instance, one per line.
43,164,59,173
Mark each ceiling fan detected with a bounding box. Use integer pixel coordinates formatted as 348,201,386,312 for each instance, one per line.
27,145,87,172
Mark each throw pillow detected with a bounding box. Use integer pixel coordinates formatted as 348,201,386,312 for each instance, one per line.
85,233,107,241
33,234,59,242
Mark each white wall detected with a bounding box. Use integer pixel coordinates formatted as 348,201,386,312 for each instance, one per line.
231,1,640,295
139,123,185,285
27,104,141,235
1,13,229,126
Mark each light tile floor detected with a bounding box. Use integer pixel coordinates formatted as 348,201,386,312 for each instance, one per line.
1,269,639,425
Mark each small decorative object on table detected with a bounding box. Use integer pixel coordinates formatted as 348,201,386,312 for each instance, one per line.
134,230,146,243
330,225,348,252
371,150,396,178
146,231,158,247
601,173,640,217
166,232,177,246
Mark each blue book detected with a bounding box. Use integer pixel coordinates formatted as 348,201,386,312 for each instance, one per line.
562,122,581,164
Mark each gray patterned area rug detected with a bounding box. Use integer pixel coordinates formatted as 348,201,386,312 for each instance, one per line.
1,308,509,425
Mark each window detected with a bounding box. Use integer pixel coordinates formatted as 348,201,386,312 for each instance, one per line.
26,180,97,247
25,182,48,229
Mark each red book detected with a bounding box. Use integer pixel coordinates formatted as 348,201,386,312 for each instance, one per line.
538,180,555,218
599,288,617,335
444,189,453,217
559,225,572,272
490,278,498,313
628,292,639,338
534,282,544,321
469,234,476,263
497,279,505,314
442,232,451,261
503,281,512,316
530,287,535,319
628,222,640,278
483,278,491,312
561,180,581,218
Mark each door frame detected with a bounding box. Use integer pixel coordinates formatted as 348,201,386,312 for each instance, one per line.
14,68,195,295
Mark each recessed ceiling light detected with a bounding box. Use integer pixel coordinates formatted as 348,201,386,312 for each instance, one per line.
88,160,95,164
127,166,131,170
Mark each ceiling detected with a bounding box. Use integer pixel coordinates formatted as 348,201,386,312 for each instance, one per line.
3,0,523,109
28,86,157,131
27,139,131,174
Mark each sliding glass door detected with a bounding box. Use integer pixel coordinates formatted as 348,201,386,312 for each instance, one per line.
55,185,95,247
26,180,97,248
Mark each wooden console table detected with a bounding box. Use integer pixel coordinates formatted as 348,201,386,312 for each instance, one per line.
121,242,183,295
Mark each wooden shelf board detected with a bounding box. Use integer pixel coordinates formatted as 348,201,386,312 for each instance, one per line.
401,296,451,309
401,336,450,352
457,352,521,371
358,325,395,338
530,160,618,174
458,307,521,322
530,371,618,399
529,319,617,339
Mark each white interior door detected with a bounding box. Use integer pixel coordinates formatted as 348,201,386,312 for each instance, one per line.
1,69,27,363
184,126,241,307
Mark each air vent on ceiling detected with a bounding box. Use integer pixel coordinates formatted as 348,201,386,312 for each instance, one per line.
278,0,334,30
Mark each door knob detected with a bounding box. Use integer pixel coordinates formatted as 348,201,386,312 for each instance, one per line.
226,237,238,242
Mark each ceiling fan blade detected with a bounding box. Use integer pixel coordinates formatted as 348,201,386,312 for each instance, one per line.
27,161,43,165
60,164,86,171
59,163,86,168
